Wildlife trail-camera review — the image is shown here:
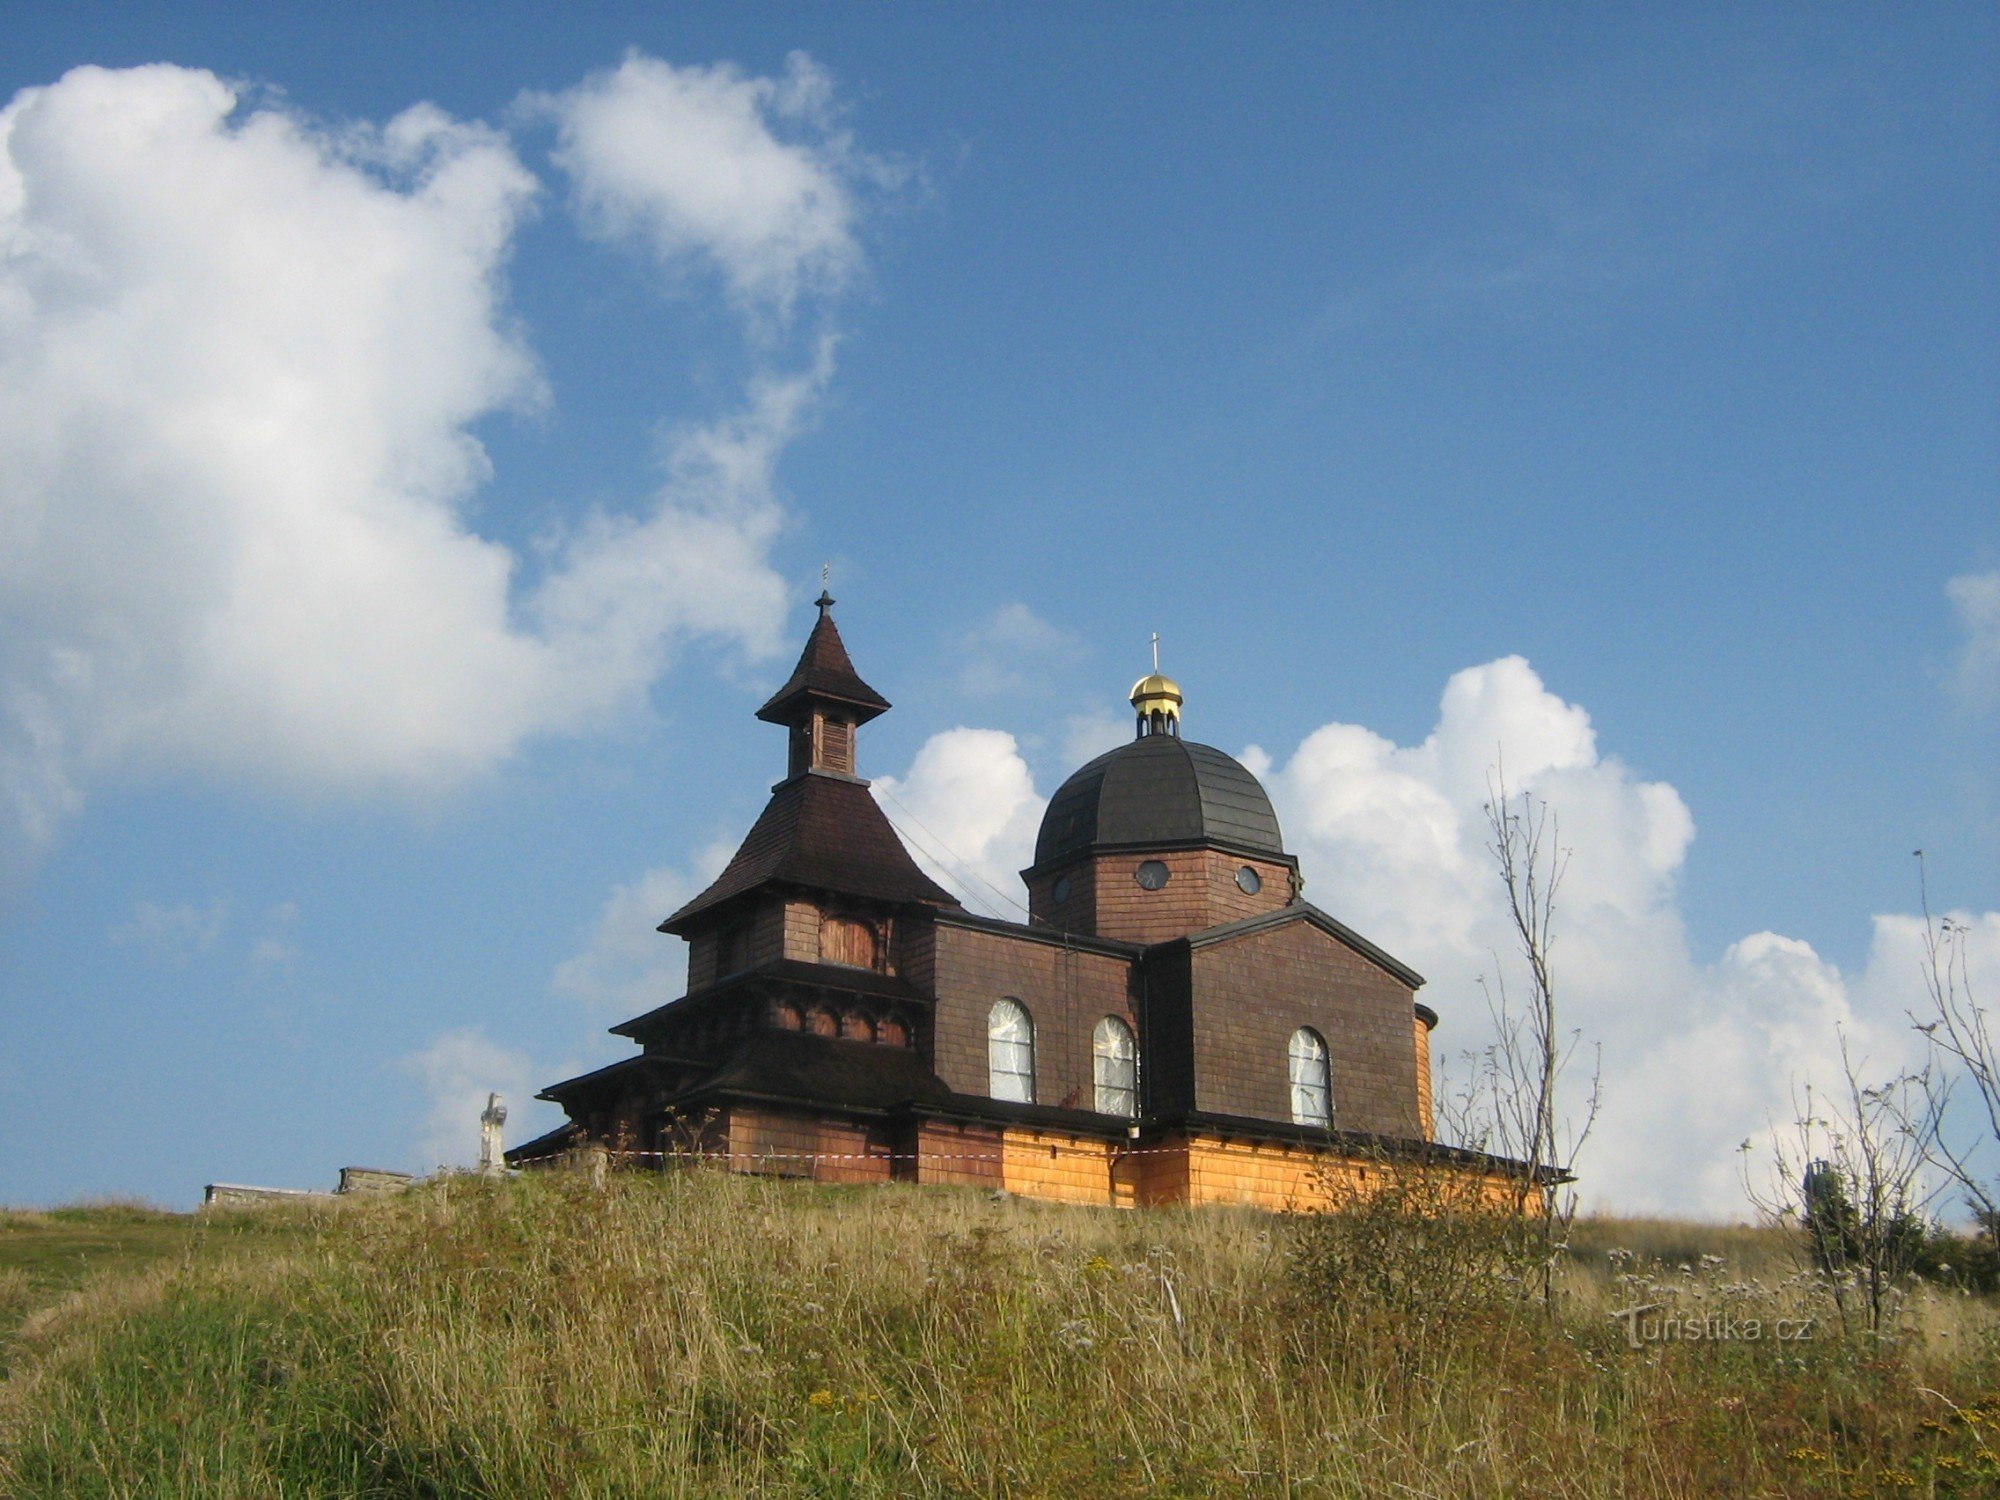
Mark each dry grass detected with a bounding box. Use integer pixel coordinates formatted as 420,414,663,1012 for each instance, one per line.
1,1170,1998,1496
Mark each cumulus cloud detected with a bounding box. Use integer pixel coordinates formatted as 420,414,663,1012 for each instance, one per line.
552,839,734,1015
1947,570,2000,712
0,56,877,872
535,50,880,326
1271,656,1694,990
400,1027,537,1170
874,728,1045,919
1058,707,1131,770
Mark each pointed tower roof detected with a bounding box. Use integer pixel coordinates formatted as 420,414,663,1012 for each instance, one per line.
756,592,891,726
659,772,956,932
664,593,956,933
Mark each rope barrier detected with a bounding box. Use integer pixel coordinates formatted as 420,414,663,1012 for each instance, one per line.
549,1143,1237,1165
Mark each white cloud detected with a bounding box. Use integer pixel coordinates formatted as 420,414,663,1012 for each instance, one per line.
956,603,1082,699
0,57,877,872
1272,656,1694,986
400,1026,536,1170
110,897,230,962
552,839,734,1015
1061,708,1132,770
534,50,875,325
1947,570,2000,712
874,728,1045,919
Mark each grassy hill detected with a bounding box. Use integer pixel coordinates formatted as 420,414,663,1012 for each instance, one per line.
3,1171,1998,1497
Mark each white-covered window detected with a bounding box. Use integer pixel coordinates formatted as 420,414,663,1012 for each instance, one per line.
1093,1016,1139,1118
988,998,1035,1103
1288,1027,1332,1127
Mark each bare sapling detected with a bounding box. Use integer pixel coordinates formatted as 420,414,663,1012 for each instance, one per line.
1741,1032,1944,1336
1458,770,1602,1311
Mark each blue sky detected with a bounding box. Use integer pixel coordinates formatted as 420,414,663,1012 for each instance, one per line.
1,4,1994,1214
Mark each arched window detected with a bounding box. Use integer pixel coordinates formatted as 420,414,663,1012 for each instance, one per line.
819,914,877,970
988,998,1035,1103
1288,1027,1332,1127
1093,1016,1139,1119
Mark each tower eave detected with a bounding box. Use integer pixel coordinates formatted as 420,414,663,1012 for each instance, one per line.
753,685,890,727
754,603,890,726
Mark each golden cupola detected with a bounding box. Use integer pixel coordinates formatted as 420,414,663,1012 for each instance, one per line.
1130,670,1183,739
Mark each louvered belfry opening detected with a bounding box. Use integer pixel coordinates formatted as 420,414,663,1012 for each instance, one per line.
819,715,855,775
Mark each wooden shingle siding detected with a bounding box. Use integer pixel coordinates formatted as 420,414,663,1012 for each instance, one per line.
929,922,1137,1107
998,1129,1127,1205
1188,922,1421,1136
912,1121,1005,1188
725,1106,894,1184
1414,1012,1435,1140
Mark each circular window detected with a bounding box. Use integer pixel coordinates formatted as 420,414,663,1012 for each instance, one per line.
1052,874,1073,903
1236,865,1262,895
1134,859,1170,890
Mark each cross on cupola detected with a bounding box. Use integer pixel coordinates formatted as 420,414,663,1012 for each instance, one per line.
1129,632,1183,739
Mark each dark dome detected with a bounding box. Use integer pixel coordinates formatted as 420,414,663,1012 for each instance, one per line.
1034,736,1286,869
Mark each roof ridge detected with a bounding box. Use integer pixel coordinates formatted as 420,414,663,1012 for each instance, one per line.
1179,901,1426,988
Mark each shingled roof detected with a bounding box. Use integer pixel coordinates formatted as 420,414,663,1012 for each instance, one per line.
756,593,891,725
690,1029,956,1113
661,771,958,932
611,959,929,1041
1033,734,1288,870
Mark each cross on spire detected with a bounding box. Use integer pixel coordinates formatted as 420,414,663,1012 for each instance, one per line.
1151,631,1160,672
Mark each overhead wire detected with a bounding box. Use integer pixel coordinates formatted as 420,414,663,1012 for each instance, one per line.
873,783,1042,925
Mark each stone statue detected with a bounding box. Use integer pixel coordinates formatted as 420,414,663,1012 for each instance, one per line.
478,1092,508,1176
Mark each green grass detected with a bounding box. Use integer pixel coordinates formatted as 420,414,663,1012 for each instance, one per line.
2,1173,1998,1497
0,1201,311,1363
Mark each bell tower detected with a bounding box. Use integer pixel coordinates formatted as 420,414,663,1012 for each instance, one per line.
755,590,889,780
